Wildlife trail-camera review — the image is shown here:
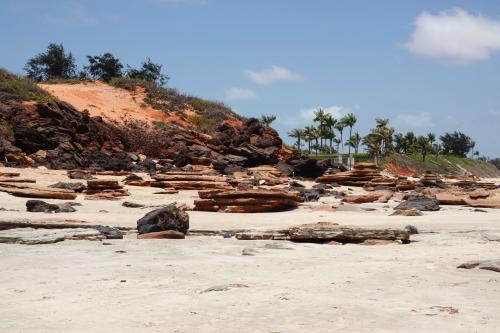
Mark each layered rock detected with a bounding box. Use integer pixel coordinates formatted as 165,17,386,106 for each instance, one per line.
84,180,129,200
195,189,301,213
315,163,381,186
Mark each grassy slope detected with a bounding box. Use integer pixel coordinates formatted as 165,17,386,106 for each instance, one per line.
384,153,500,178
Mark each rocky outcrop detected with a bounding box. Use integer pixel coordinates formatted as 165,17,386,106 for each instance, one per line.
0,183,77,200
1,94,285,172
315,163,381,186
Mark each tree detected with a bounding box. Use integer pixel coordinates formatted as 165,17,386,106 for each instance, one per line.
404,131,416,154
347,132,361,154
439,131,475,157
342,113,357,156
313,108,327,149
24,43,76,81
85,53,123,82
393,133,406,154
427,133,436,146
303,125,315,154
324,114,337,152
414,136,433,161
127,58,169,86
261,114,276,126
362,133,382,165
288,128,304,152
334,120,346,153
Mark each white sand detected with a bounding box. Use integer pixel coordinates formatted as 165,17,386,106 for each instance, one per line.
1,167,500,332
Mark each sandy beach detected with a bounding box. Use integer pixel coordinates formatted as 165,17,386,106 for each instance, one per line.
1,167,500,332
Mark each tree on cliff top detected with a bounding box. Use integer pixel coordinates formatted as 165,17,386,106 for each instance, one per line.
85,53,124,82
24,43,77,81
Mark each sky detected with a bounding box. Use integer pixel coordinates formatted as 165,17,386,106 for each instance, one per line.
2,0,500,157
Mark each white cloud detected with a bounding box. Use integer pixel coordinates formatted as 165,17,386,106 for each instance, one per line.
395,112,435,128
225,87,258,100
405,8,500,64
244,65,303,85
488,109,500,117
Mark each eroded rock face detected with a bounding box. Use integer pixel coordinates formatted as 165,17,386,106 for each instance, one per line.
0,98,285,172
137,204,189,235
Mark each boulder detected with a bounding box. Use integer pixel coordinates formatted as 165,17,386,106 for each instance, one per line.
394,195,440,211
137,204,189,235
435,192,466,205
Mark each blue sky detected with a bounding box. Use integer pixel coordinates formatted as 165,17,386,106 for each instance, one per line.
2,0,500,157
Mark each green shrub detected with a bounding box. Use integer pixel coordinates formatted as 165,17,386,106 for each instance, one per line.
0,68,55,103
189,115,216,132
0,121,14,139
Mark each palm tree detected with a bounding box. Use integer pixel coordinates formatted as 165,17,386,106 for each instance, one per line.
288,128,304,152
404,131,416,154
334,120,346,153
362,133,382,165
342,113,357,156
427,133,436,146
261,114,276,126
347,132,361,154
303,125,315,154
312,128,321,157
393,133,406,154
324,114,337,152
313,108,326,148
375,117,389,128
414,136,432,161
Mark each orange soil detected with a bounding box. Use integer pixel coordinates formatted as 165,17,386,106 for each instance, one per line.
39,81,192,126
384,162,416,177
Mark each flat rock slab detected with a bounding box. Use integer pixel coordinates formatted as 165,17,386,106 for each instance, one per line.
0,227,102,245
458,259,500,273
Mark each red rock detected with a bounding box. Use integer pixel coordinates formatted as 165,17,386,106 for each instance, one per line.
137,230,186,239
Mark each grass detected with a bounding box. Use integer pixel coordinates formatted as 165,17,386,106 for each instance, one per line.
304,152,371,162
383,153,500,177
0,121,14,139
0,68,55,103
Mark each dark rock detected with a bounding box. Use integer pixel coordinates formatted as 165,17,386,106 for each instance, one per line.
26,200,77,213
122,201,145,208
92,225,123,239
405,225,420,234
68,171,95,180
49,181,86,193
394,195,440,211
123,174,143,182
136,204,189,235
